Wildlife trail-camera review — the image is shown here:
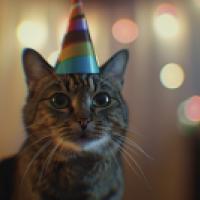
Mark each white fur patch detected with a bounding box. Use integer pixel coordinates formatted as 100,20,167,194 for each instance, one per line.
83,134,110,153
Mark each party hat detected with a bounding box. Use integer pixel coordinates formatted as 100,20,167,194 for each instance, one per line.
55,0,99,74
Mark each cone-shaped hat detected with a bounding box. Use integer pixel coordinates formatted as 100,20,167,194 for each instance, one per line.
55,0,99,74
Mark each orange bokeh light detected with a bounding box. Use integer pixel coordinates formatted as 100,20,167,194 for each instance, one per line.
112,19,139,44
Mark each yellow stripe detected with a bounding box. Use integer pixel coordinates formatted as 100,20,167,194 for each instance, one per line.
58,42,94,62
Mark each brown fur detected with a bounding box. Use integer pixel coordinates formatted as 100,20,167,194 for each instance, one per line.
1,48,129,200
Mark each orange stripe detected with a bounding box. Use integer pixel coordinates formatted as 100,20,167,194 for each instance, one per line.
58,42,94,62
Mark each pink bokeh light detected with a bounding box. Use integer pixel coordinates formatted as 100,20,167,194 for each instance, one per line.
156,3,177,16
185,96,200,122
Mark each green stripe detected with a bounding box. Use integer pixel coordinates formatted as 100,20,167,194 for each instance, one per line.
55,56,99,74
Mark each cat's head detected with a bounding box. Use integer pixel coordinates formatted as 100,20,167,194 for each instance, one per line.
22,48,129,157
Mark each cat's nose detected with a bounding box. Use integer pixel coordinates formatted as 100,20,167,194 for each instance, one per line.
78,118,90,130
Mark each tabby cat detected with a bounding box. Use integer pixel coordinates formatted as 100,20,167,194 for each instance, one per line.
0,48,129,200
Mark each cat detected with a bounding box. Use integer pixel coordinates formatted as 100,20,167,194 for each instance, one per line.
0,48,129,200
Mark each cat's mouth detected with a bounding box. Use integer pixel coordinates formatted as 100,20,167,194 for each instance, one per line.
73,132,104,146
57,133,110,153
74,134,96,145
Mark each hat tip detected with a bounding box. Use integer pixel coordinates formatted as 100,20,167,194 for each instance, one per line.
71,0,82,4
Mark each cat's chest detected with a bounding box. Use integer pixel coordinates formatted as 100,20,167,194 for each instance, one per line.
34,160,122,200
16,150,123,200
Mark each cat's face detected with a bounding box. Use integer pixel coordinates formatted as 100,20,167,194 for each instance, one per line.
22,49,129,157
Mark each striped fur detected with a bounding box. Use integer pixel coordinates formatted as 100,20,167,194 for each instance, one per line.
0,49,129,200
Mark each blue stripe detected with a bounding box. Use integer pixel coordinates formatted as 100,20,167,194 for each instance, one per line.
71,19,87,31
55,56,99,74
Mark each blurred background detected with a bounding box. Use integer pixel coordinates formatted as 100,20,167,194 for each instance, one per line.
0,0,200,199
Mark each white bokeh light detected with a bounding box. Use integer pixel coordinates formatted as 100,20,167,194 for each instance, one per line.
17,20,48,49
154,13,179,38
160,63,185,89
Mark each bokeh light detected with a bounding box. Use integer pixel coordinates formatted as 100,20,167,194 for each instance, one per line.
112,18,139,44
154,14,179,38
156,3,177,16
154,4,179,39
17,20,48,49
185,96,200,122
178,100,198,128
160,63,185,89
47,50,60,67
178,96,200,129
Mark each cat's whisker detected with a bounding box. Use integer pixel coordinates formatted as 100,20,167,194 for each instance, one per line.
122,146,151,189
109,117,145,138
25,123,65,130
113,137,151,189
122,146,146,179
121,126,144,138
38,141,61,184
116,135,153,160
23,126,64,143
21,141,52,185
122,151,139,176
21,124,71,155
124,141,153,160
112,139,139,177
20,135,53,154
109,116,152,159
58,137,65,155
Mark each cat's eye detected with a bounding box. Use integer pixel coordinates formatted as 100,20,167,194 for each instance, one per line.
93,92,111,107
50,93,70,109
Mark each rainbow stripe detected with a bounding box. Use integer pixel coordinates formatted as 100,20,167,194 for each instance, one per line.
55,0,99,74
56,56,99,74
68,18,87,31
58,41,93,62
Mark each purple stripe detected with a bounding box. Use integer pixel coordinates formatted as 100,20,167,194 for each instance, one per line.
69,18,87,31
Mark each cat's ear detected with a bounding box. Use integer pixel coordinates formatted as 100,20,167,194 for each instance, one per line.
22,48,55,86
100,49,129,87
